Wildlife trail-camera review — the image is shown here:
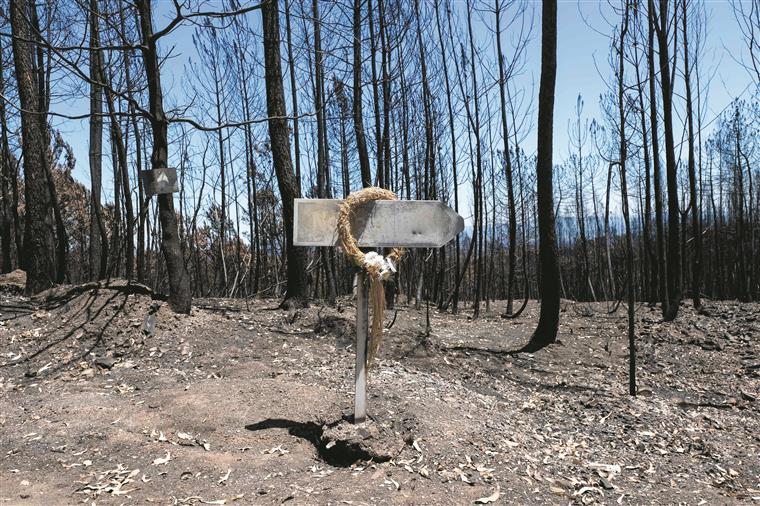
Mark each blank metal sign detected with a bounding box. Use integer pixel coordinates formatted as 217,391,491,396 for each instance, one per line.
293,198,464,248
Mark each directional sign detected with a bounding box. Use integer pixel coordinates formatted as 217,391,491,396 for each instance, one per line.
141,168,178,196
293,199,464,248
293,196,464,425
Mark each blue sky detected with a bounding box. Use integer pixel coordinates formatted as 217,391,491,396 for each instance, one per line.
54,1,755,198
548,0,752,158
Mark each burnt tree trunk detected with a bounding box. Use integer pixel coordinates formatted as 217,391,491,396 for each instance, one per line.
495,0,517,315
434,0,460,313
616,2,636,395
682,0,702,309
88,0,107,279
0,43,19,272
655,0,682,320
648,0,669,316
10,0,55,294
522,0,560,352
262,0,309,307
101,69,135,280
353,0,372,188
136,0,192,313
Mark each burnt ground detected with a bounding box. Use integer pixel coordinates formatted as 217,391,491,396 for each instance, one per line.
0,281,759,505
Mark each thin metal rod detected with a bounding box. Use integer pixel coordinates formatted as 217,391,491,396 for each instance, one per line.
354,271,368,424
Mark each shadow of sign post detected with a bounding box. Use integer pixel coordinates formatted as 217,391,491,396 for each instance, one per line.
294,198,464,424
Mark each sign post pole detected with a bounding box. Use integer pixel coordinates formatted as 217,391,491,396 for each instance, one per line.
354,271,368,424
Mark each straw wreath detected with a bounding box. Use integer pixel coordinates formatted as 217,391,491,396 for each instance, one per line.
337,187,404,367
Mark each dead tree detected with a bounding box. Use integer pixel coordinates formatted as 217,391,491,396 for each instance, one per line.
494,0,519,314
353,0,372,188
653,0,682,320
88,0,107,280
434,0,461,313
615,0,636,395
465,0,484,318
284,0,301,191
647,0,669,316
311,0,337,302
682,0,702,309
522,0,560,352
632,4,655,303
262,0,309,307
9,0,55,294
0,37,20,272
136,0,192,313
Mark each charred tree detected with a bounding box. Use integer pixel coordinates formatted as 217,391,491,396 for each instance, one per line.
521,0,560,352
10,0,55,294
647,0,669,316
495,0,518,315
136,0,192,313
654,0,682,320
88,0,107,279
682,0,702,309
353,0,372,188
262,0,309,307
616,1,636,395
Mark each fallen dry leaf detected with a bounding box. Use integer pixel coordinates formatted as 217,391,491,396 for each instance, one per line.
152,452,171,466
475,485,500,504
262,444,289,455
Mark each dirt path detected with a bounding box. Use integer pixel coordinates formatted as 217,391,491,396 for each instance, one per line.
1,285,758,504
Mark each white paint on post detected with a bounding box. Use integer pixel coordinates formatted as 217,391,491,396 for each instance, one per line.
354,271,368,424
293,199,464,248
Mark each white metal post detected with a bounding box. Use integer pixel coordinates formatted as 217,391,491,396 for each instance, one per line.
354,271,368,423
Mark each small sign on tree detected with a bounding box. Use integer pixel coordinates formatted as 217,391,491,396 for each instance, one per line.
141,168,179,196
294,188,464,423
